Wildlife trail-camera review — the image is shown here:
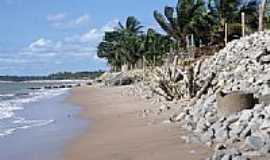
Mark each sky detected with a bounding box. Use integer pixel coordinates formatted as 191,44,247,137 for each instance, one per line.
0,0,177,76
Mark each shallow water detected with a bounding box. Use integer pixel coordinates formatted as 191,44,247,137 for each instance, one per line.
0,85,87,160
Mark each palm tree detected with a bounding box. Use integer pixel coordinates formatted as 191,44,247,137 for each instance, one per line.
97,31,123,71
97,17,144,71
116,16,144,69
117,16,143,35
153,0,209,48
142,28,172,66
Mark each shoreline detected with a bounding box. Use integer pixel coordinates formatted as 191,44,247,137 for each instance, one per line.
64,86,212,160
0,91,86,160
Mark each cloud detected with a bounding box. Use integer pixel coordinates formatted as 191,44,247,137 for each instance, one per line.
23,19,118,58
74,14,90,25
101,19,119,32
47,13,66,22
0,57,27,64
0,19,118,75
47,13,90,29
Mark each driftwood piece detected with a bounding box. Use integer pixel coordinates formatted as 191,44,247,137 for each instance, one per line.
195,72,216,99
185,66,194,98
150,85,171,101
193,59,203,79
172,55,179,79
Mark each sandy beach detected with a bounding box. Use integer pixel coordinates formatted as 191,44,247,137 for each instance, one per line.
64,86,212,160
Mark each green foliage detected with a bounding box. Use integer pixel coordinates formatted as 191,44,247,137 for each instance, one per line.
142,29,173,65
208,0,258,43
154,0,210,47
97,16,172,70
97,0,267,70
153,0,259,47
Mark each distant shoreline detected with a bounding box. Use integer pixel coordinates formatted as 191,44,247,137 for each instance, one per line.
0,79,92,83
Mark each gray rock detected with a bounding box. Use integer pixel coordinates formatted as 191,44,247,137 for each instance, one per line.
227,148,241,156
259,120,270,130
226,114,240,125
196,118,209,133
201,128,215,143
170,113,185,122
221,154,231,160
260,55,270,64
212,150,226,160
159,104,170,112
245,135,265,150
109,73,134,86
249,119,261,132
229,123,247,139
239,125,251,139
232,156,249,160
207,115,219,124
215,127,229,143
260,142,270,154
242,151,263,157
211,121,222,133
185,135,201,144
239,110,253,122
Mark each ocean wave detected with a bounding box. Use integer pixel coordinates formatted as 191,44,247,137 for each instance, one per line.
0,88,69,137
0,119,55,137
0,94,15,97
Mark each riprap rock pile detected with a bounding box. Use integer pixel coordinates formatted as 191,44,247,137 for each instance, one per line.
174,32,270,160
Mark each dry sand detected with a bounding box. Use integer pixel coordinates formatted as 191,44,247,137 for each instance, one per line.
64,86,212,160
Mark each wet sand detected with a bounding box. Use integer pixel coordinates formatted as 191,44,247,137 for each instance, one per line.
65,86,212,160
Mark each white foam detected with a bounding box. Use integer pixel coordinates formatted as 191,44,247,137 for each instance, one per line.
0,128,16,137
0,88,69,137
16,119,55,129
0,94,15,97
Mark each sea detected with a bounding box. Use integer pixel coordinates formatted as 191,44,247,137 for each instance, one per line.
0,82,87,160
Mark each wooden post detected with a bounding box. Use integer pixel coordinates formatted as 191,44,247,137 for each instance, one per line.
224,23,228,45
259,0,267,31
172,55,179,79
153,55,156,67
241,12,245,37
186,35,190,49
120,62,123,85
191,34,195,58
142,56,145,83
191,34,195,48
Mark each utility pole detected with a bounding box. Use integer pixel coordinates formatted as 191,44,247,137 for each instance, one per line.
153,55,156,67
191,34,195,59
259,0,267,31
241,12,245,37
186,35,190,49
224,23,228,45
142,56,145,84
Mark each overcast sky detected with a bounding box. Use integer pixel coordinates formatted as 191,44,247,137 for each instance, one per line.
0,0,176,75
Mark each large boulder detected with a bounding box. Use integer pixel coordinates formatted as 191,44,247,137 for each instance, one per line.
259,95,270,105
112,75,134,86
217,91,256,116
105,72,135,86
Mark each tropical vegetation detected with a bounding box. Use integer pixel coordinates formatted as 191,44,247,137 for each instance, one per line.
97,0,270,71
0,71,104,82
